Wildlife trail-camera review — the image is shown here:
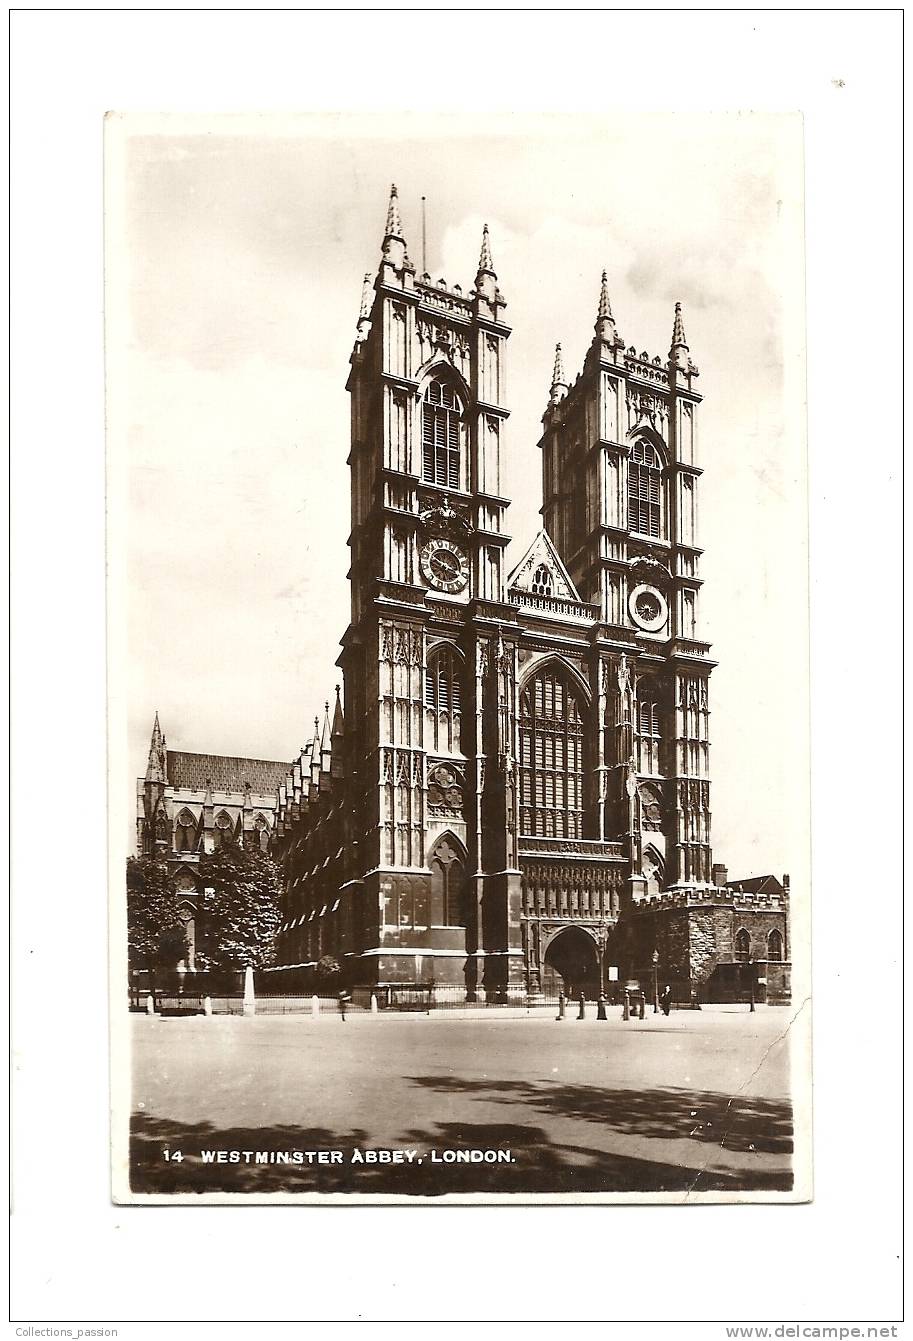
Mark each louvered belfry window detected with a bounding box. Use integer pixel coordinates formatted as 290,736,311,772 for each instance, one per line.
519,667,585,839
628,439,662,537
422,379,462,489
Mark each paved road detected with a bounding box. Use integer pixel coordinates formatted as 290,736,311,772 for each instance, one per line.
130,1005,795,1198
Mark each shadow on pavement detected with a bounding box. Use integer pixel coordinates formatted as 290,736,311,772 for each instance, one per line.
131,1082,793,1196
405,1075,793,1156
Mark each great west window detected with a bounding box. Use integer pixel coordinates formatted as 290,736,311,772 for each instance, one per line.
519,666,585,839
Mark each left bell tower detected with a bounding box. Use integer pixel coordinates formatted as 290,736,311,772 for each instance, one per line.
345,185,511,621
339,185,520,997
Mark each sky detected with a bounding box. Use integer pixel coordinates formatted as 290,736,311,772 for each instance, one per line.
112,112,807,877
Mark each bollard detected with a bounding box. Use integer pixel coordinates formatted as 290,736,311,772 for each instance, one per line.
202,995,212,1017
622,991,630,1022
145,993,156,1016
242,965,256,1017
638,994,645,1020
311,994,319,1018
577,992,586,1020
370,993,378,1014
556,992,566,1021
596,994,607,1021
690,990,701,1011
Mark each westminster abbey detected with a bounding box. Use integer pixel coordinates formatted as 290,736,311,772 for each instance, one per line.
138,186,790,1004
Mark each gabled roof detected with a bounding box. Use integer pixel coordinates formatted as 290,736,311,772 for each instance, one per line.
166,751,289,796
507,529,581,601
727,874,785,896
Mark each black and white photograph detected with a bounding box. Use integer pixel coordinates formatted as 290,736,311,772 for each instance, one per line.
108,111,810,1203
11,8,904,1331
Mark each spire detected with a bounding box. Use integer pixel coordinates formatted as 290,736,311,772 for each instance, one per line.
594,270,619,346
669,300,693,373
474,222,499,307
145,711,167,783
331,684,344,737
355,272,373,344
598,271,612,321
384,183,404,240
672,300,687,349
478,223,495,276
330,686,345,780
310,715,322,787
549,342,568,405
380,183,410,275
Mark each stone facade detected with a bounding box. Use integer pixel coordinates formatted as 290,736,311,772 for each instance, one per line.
262,186,790,1003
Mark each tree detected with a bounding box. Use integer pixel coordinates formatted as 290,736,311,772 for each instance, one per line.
126,855,188,972
315,955,341,989
196,842,282,970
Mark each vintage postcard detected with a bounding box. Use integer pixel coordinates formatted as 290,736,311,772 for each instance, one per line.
106,111,811,1203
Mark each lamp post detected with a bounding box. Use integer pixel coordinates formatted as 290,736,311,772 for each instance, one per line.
652,948,660,1014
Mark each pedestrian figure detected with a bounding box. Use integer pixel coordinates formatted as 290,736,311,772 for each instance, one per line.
338,988,351,1022
577,991,586,1020
596,994,608,1021
659,984,672,1017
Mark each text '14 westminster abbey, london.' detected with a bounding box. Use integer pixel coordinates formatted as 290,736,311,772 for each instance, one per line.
138,185,791,1006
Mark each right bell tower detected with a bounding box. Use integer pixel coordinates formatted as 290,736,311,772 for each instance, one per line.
540,277,715,890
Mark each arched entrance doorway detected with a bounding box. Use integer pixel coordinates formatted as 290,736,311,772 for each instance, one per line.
543,927,601,999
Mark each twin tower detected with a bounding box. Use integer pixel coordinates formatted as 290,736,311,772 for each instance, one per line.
271,184,787,1003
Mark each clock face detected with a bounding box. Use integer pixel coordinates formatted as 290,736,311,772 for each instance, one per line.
628,582,668,633
420,538,470,593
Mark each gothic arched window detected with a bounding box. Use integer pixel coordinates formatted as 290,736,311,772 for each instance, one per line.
254,813,270,853
767,928,784,962
531,564,553,596
428,836,467,928
421,378,464,490
214,809,234,850
734,928,751,963
519,665,586,839
425,644,462,753
628,439,663,538
175,808,197,853
637,680,662,775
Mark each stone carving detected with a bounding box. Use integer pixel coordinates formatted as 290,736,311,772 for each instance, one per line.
419,498,472,539
427,762,464,815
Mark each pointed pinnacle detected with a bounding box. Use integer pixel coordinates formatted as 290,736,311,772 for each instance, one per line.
671,300,688,349
384,183,404,240
358,273,372,321
478,223,495,275
597,270,614,323
550,342,567,393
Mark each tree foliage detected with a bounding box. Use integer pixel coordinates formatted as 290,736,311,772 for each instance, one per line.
126,855,188,972
196,842,282,970
315,954,341,987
